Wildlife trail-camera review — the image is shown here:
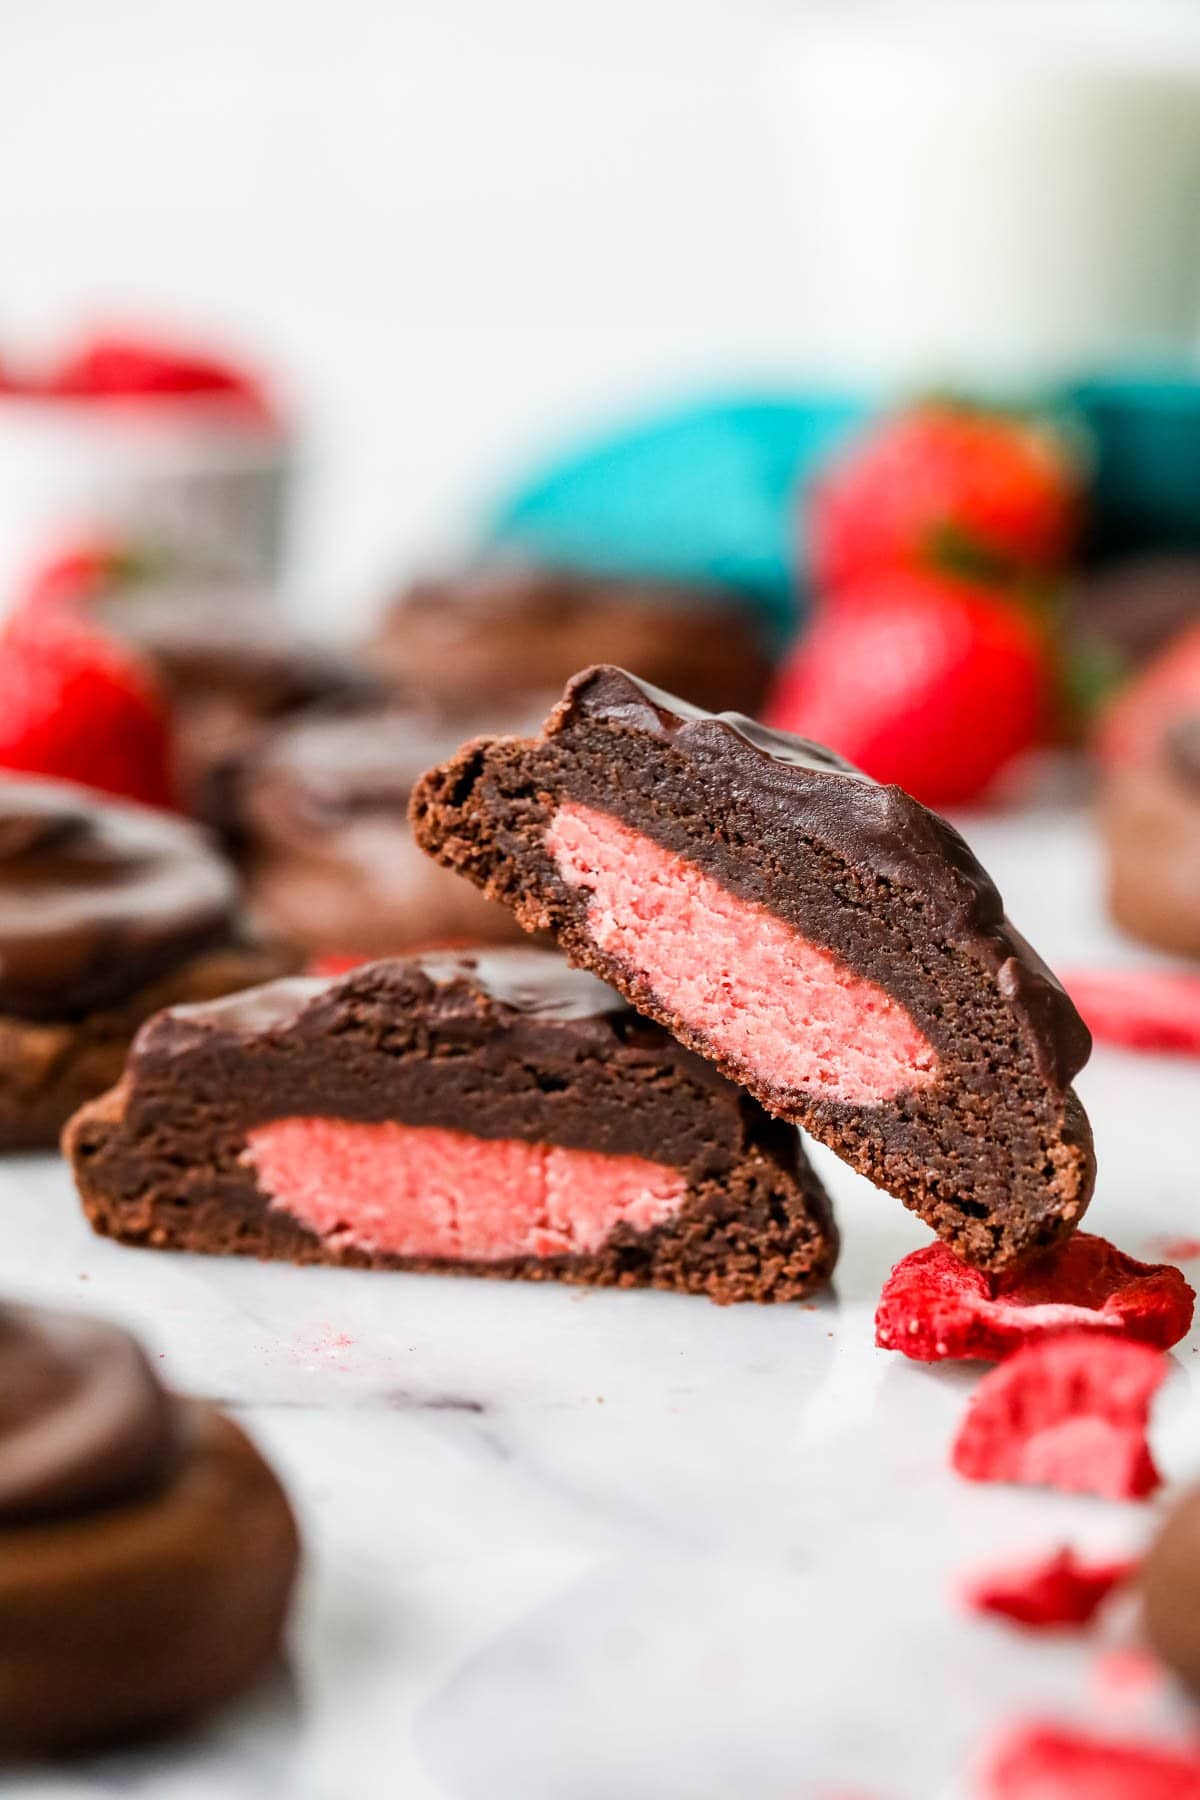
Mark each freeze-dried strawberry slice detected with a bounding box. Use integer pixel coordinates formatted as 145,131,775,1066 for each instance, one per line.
981,1721,1200,1798
961,1545,1138,1630
876,1235,1194,1363
1063,968,1200,1057
952,1334,1167,1500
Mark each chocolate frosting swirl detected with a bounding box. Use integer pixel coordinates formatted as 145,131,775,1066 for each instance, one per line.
0,777,238,1021
0,1305,180,1524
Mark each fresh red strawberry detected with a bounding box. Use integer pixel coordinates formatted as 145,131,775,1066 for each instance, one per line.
981,1722,1200,1799
876,1235,1194,1364
0,616,175,809
808,402,1080,593
1063,968,1200,1057
764,572,1048,807
46,333,274,427
1096,622,1200,771
952,1333,1166,1500
961,1546,1139,1631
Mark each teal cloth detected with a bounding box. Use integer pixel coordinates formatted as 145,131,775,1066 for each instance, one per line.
488,391,870,643
487,376,1200,643
1065,375,1200,557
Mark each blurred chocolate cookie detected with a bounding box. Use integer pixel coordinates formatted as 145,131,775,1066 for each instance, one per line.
1097,625,1200,957
370,562,771,716
0,775,296,1148
217,700,541,959
1069,555,1200,678
0,1302,299,1755
1143,1483,1200,1700
95,586,378,816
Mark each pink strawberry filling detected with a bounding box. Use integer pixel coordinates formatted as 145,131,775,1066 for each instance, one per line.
242,1118,686,1261
546,800,938,1105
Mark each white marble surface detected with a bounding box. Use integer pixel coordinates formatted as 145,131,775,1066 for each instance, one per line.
7,802,1200,1800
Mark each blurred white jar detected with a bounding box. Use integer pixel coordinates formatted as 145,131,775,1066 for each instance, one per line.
0,387,291,614
772,0,1200,383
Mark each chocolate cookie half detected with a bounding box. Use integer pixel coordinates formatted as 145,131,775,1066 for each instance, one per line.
411,667,1095,1272
65,950,837,1303
0,1302,298,1755
0,775,295,1148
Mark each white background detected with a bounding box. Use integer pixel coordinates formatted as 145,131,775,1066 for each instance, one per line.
5,1,1200,625
0,0,810,623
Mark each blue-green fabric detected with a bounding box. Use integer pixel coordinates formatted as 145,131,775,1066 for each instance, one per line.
1065,375,1200,557
487,391,870,643
487,376,1200,643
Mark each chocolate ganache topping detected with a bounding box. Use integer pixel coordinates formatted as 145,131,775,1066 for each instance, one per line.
552,666,1092,1092
150,949,670,1065
0,1305,180,1524
0,777,239,1022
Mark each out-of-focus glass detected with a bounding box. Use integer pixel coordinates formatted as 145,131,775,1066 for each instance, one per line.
772,0,1200,382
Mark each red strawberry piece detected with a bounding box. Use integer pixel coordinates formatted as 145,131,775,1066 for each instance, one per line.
981,1721,1200,1799
951,1333,1167,1500
808,403,1080,594
0,616,175,810
961,1545,1138,1630
764,572,1049,807
1096,622,1200,772
46,333,275,428
876,1235,1195,1363
1062,968,1200,1058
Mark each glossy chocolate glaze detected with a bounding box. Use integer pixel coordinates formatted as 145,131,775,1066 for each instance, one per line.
550,667,1092,1091
161,948,651,1047
0,1305,180,1524
0,778,239,1021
